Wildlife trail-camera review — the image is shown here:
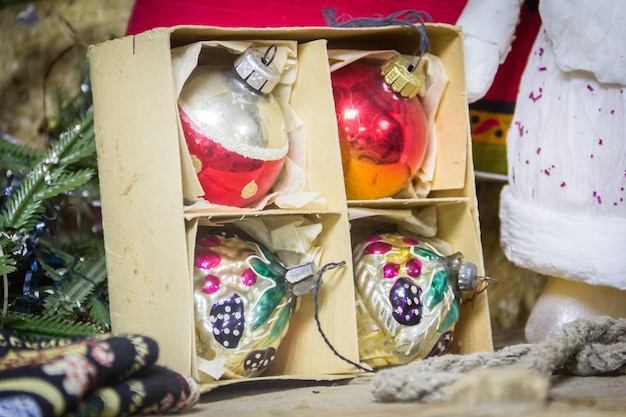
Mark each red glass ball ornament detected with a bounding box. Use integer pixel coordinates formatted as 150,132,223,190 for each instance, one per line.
331,59,428,200
179,105,286,208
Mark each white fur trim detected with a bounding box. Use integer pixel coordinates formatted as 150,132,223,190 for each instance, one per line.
540,0,626,85
500,185,626,289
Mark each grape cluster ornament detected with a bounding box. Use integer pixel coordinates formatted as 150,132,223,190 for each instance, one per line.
178,45,288,207
193,233,318,378
353,232,481,369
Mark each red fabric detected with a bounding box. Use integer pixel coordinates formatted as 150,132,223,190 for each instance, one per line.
126,0,467,35
126,0,541,105
482,4,541,102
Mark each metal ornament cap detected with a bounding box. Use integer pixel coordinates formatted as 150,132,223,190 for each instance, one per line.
234,47,281,94
285,262,318,297
456,261,478,292
380,55,425,99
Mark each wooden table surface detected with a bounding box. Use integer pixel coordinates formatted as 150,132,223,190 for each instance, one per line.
171,374,626,417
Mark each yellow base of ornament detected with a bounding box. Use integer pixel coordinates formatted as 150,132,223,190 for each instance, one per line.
343,157,411,200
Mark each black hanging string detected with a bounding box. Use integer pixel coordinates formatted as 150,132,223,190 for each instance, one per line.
262,44,278,66
322,7,432,69
313,260,374,373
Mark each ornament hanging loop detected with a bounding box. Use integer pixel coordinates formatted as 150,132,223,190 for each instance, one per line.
262,44,278,67
474,276,498,295
233,45,281,94
464,275,498,308
407,45,425,73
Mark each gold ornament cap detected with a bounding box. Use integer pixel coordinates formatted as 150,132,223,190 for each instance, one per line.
380,55,425,99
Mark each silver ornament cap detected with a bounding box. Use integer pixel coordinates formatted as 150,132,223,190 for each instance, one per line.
234,45,281,94
456,261,478,291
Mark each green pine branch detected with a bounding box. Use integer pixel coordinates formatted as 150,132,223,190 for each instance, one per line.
3,311,101,339
39,261,66,283
46,58,93,141
0,111,95,233
0,111,103,336
0,53,107,339
42,252,108,321
55,235,105,263
56,126,96,167
0,254,16,276
35,168,94,201
0,136,44,172
86,292,111,332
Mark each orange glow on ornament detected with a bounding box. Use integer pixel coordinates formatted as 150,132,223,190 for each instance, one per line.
332,60,428,200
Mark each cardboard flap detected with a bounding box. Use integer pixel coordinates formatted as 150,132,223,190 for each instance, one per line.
89,30,195,373
435,202,492,354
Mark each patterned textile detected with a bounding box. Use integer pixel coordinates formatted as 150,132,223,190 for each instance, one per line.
0,331,199,417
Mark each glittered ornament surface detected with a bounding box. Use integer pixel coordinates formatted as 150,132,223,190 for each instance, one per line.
353,233,473,368
332,59,428,200
193,233,298,378
179,49,288,207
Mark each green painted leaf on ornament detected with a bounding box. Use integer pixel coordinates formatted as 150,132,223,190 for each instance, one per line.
424,270,450,309
247,250,286,280
260,245,288,274
411,246,440,261
438,299,460,333
247,247,289,331
264,300,293,347
250,285,287,331
248,256,282,279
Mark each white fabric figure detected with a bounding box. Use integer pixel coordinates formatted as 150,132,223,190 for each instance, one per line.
499,0,626,343
456,0,524,103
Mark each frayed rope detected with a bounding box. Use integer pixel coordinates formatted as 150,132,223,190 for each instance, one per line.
370,316,626,402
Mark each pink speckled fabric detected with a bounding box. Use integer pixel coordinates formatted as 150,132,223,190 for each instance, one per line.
500,16,626,288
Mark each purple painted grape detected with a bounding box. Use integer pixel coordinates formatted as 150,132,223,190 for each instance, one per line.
243,347,277,374
209,293,245,349
425,331,453,358
390,277,423,326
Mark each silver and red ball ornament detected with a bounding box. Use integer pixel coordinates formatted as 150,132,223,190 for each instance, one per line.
178,45,288,207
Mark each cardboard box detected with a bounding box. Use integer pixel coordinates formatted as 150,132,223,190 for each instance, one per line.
88,24,492,389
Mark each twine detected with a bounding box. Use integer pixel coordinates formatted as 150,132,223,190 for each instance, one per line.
322,7,432,69
370,316,626,402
